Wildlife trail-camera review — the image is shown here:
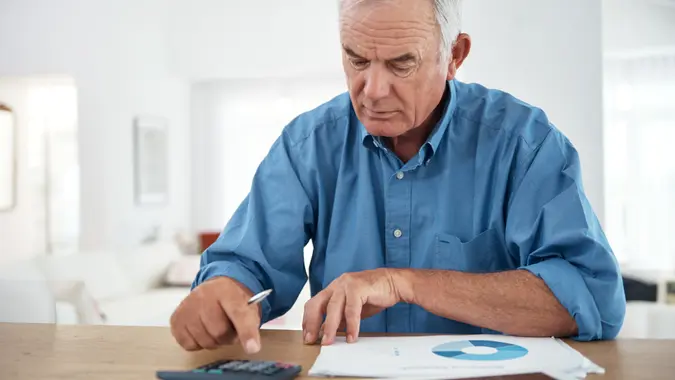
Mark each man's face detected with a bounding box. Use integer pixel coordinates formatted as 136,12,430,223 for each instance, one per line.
339,0,451,137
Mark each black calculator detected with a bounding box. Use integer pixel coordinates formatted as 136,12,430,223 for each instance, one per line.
156,359,302,380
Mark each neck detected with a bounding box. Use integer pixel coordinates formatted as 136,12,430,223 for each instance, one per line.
387,90,448,163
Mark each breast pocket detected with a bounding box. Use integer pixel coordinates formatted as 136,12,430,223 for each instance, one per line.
435,228,509,273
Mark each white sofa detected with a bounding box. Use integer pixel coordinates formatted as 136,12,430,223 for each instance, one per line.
0,260,58,324
0,239,311,329
0,241,199,326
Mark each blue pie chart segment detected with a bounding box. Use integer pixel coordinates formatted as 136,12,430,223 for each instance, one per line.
432,340,528,361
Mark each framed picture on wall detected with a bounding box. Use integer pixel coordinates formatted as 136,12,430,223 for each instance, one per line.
133,115,169,205
0,103,16,211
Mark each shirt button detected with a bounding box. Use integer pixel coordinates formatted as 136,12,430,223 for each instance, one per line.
396,172,405,180
393,229,403,238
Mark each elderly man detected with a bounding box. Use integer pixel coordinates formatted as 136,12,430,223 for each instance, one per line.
170,0,626,354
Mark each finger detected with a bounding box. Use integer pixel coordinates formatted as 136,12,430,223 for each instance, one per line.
321,290,346,345
222,300,261,354
309,322,326,346
201,301,235,346
180,327,201,351
186,317,220,350
344,290,362,343
172,323,200,351
303,290,331,344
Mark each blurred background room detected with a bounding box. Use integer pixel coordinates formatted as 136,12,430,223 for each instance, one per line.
0,0,674,338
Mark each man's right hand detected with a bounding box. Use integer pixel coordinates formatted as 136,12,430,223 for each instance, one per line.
170,276,262,353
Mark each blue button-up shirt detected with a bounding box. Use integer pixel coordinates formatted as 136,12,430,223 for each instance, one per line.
193,80,626,341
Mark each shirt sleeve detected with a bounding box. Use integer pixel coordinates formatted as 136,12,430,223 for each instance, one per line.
192,128,315,325
505,128,626,341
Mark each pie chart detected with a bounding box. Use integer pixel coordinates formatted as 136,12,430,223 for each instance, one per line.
431,340,528,361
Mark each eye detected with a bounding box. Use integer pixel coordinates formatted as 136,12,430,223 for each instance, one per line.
390,63,416,77
349,59,370,70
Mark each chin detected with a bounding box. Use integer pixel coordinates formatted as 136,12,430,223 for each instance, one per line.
361,117,410,138
362,124,397,137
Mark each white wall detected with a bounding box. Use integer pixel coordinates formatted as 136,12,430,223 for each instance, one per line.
460,0,606,223
603,0,675,55
0,0,192,251
167,0,344,81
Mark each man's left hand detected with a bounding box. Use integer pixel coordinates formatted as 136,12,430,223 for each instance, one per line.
302,268,403,345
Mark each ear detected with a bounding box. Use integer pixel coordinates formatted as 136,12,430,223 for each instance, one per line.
446,33,472,80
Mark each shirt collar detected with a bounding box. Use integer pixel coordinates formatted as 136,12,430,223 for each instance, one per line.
360,79,457,160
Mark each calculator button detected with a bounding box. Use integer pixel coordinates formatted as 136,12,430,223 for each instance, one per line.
235,362,255,371
247,364,262,372
250,363,271,372
219,361,244,370
206,360,228,369
237,363,255,372
220,360,245,371
262,367,282,375
207,369,223,374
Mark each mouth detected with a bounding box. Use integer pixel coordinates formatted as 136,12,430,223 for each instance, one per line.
363,107,398,120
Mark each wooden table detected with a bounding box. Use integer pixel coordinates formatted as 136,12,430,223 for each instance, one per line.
1,323,674,379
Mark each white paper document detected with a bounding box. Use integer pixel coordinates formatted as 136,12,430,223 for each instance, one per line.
308,335,604,379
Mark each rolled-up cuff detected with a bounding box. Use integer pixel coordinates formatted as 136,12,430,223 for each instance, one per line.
520,257,602,341
192,261,272,325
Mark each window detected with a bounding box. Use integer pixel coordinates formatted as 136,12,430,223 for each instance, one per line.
603,51,675,271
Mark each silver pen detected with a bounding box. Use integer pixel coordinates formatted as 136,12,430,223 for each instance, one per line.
247,289,273,305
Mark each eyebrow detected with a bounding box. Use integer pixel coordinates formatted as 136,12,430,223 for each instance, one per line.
342,45,417,63
342,45,365,59
389,53,416,63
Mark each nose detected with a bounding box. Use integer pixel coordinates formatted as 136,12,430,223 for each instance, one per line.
363,65,391,101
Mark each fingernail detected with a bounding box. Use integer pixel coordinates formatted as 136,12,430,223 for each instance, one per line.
245,339,260,354
304,331,311,344
321,334,328,345
347,334,354,343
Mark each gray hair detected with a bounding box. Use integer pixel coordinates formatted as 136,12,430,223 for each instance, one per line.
338,0,463,62
433,0,463,62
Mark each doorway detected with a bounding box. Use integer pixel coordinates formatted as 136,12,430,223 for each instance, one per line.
0,76,79,262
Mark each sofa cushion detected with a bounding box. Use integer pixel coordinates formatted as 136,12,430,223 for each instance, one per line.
164,255,201,287
0,259,57,324
98,287,189,326
0,279,57,324
50,280,105,324
116,242,184,292
38,252,134,301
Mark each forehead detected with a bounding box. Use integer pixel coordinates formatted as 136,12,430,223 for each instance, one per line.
339,0,438,58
